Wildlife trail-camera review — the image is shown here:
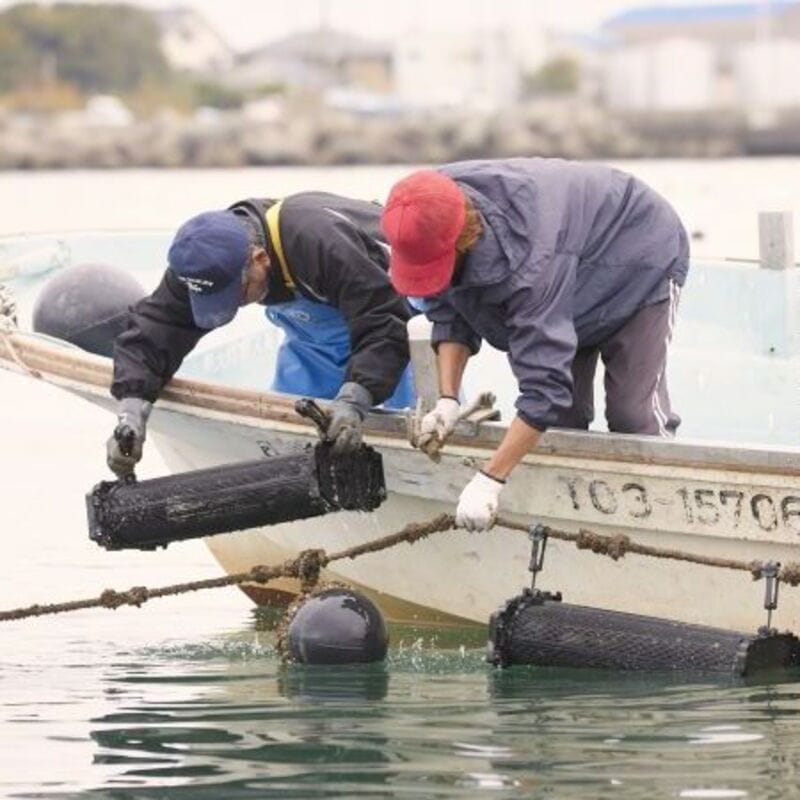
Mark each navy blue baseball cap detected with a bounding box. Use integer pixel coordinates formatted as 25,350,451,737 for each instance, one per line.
167,210,251,330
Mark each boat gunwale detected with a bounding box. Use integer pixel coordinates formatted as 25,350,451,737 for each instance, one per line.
2,330,799,477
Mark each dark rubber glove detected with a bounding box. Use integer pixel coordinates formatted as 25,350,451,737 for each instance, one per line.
325,382,373,454
106,397,152,478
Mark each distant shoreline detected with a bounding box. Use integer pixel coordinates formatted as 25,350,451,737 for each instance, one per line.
3,102,800,170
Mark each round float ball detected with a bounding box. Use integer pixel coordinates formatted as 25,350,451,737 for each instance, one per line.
287,588,389,665
32,263,145,357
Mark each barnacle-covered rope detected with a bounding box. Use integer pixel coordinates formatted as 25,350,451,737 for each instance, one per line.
2,512,797,623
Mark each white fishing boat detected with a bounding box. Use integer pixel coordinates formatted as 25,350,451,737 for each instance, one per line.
1,223,798,632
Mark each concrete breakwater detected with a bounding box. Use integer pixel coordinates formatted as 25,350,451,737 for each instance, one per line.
0,100,782,169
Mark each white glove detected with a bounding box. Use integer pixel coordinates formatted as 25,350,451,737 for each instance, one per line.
455,471,505,532
416,396,461,450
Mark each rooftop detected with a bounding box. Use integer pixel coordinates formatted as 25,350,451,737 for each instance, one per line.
603,2,798,29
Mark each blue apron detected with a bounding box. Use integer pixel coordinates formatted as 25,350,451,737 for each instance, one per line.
266,296,415,410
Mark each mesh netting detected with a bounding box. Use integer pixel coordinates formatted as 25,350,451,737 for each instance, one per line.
87,444,385,551
491,593,800,675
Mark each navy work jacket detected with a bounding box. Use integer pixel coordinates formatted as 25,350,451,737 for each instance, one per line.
424,158,690,430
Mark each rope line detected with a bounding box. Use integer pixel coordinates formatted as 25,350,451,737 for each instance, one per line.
494,517,800,583
0,285,42,379
2,513,798,623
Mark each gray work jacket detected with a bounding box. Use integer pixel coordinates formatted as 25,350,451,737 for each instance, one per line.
424,158,690,430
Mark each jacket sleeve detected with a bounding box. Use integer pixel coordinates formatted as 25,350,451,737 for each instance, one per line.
506,252,578,431
111,271,208,401
289,212,411,405
425,295,482,355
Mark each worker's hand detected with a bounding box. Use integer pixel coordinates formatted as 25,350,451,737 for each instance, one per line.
325,382,373,454
416,396,461,450
455,470,505,532
106,397,152,478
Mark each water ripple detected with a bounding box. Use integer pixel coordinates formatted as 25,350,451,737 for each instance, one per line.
4,625,800,798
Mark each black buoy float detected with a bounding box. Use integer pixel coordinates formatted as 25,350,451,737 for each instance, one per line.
286,587,389,665
32,263,145,357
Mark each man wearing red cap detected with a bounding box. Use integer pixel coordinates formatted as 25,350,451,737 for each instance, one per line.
381,158,689,532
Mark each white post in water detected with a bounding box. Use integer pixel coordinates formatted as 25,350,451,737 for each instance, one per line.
407,315,439,411
758,211,795,270
756,210,798,358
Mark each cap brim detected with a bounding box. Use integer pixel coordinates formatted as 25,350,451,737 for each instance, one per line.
389,250,456,298
188,277,241,330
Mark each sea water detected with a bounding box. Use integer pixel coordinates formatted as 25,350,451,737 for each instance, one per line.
1,162,800,798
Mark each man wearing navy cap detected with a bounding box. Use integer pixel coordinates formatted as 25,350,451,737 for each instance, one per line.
107,193,415,477
381,159,689,532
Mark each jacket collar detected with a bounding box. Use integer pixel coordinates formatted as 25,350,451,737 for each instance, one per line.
230,198,295,304
451,183,525,289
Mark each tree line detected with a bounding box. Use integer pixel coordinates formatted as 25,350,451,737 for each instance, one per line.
0,3,251,113
0,3,169,94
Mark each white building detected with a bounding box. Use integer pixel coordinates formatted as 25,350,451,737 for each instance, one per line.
735,39,800,112
599,2,800,114
227,29,391,95
603,38,716,111
156,7,235,74
393,31,520,112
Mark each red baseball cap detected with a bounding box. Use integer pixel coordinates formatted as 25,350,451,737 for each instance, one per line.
381,170,465,297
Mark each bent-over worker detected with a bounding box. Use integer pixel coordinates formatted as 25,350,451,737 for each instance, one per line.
107,192,415,477
381,158,689,531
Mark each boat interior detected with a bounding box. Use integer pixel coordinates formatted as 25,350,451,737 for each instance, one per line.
3,229,798,450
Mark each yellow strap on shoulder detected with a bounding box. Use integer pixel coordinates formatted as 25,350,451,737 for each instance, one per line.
264,201,295,290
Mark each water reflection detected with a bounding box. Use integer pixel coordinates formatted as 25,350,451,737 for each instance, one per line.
15,617,800,799
277,663,390,704
88,660,396,797
485,666,800,799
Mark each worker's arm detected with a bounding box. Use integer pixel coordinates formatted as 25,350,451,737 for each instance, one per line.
111,271,207,402
408,340,472,451
437,340,470,398
456,255,578,531
108,271,208,478
483,416,543,480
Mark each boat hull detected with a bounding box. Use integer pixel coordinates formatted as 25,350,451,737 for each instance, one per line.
1,229,798,633
146,401,800,633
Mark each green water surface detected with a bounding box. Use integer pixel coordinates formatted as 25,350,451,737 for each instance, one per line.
3,609,800,800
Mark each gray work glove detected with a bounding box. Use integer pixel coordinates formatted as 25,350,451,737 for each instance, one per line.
324,382,373,454
106,397,152,478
